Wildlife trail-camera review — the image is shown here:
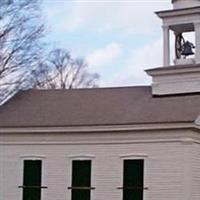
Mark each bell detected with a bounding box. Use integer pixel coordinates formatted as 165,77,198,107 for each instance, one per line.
181,41,195,56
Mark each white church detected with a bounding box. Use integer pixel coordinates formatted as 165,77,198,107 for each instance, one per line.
1,0,200,200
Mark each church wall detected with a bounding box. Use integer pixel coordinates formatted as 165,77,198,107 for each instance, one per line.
0,129,198,200
191,142,200,200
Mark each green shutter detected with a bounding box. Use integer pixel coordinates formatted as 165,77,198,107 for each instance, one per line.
71,160,91,200
23,160,42,200
123,160,144,200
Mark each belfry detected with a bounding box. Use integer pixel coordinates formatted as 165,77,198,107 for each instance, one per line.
146,0,200,95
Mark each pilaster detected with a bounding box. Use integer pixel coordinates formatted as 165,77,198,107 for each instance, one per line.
195,22,200,63
162,25,170,66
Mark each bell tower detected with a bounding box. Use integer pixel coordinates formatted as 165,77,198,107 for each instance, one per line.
146,0,200,95
160,0,200,66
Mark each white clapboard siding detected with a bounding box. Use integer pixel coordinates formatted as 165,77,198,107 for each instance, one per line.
192,143,200,200
0,130,200,200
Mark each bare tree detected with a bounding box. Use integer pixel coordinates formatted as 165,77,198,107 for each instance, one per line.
32,49,99,89
0,0,44,103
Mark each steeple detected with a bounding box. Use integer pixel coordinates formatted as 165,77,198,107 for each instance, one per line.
146,0,200,95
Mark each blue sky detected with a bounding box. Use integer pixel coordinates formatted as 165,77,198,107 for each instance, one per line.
42,0,172,87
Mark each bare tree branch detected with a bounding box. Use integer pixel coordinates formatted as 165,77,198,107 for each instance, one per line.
33,48,99,89
0,0,45,103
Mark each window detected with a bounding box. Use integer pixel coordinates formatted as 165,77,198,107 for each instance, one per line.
123,160,144,200
68,160,94,200
22,160,42,200
19,160,47,200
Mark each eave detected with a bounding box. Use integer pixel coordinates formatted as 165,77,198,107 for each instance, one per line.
0,122,199,134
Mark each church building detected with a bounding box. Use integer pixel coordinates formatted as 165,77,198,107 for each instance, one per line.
1,1,200,200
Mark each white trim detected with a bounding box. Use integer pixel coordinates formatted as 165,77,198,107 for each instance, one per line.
68,155,95,159
19,155,47,200
162,25,170,66
20,155,46,159
0,122,198,133
2,138,200,145
119,156,149,200
156,7,200,17
195,114,200,125
180,138,194,145
119,154,148,159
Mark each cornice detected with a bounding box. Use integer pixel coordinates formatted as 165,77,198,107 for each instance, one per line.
146,64,200,76
156,6,200,19
0,122,199,134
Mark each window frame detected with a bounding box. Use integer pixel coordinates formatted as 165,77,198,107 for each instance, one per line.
67,155,96,200
119,154,149,200
19,155,47,200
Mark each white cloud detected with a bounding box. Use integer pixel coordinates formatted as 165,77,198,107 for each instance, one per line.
86,43,122,69
72,1,170,33
42,1,174,87
100,31,196,87
44,1,171,35
102,38,163,87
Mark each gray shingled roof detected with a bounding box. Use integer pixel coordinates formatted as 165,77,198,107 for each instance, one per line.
0,86,200,127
